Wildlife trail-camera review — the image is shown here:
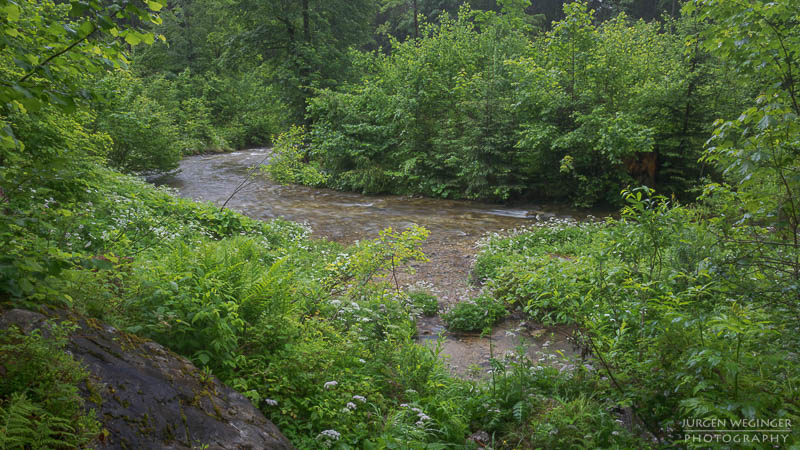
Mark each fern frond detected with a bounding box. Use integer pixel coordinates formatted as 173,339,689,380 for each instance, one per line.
1,392,37,449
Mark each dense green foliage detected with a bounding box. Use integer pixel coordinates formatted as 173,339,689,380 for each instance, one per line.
408,290,439,316
0,0,162,145
0,323,100,448
477,190,800,445
266,125,329,186
2,0,800,447
282,2,743,205
442,294,507,332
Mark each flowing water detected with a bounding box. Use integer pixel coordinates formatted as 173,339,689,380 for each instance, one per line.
152,149,597,377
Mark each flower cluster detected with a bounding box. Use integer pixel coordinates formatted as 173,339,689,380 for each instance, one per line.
400,403,432,427
317,429,341,449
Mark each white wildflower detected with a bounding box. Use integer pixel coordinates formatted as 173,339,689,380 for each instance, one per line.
319,429,340,440
324,381,338,389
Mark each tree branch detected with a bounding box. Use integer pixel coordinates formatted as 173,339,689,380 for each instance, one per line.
19,24,98,84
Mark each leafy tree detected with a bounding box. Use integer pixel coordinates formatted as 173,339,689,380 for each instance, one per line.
688,0,800,295
94,71,182,173
375,0,462,45
132,0,240,75
224,0,378,121
308,6,529,199
507,2,740,205
303,1,737,205
0,0,164,150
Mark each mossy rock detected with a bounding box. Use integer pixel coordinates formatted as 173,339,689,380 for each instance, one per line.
0,309,294,449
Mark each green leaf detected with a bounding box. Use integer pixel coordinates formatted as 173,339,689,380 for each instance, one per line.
756,114,771,130
145,0,163,11
1,1,21,21
124,31,142,45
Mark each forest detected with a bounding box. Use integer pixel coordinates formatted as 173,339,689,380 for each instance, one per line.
1,0,799,448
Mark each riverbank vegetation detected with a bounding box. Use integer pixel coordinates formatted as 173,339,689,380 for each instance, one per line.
2,0,800,448
477,190,800,444
0,141,648,447
298,3,743,205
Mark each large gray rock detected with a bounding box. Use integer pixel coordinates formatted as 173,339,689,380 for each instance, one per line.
0,309,294,450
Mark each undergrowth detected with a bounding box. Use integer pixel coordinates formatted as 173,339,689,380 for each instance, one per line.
476,189,800,447
0,323,100,449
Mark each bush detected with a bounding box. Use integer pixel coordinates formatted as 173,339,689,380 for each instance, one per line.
527,394,640,448
408,290,439,316
129,69,288,154
95,72,182,173
477,190,800,444
265,126,328,186
442,295,507,332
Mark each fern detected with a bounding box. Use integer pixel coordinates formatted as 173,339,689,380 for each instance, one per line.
1,325,99,449
240,256,293,323
0,393,37,449
512,400,527,423
31,414,77,449
0,392,82,450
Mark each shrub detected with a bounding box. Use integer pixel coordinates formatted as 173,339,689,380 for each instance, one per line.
442,295,507,332
265,126,328,186
408,290,439,316
477,190,800,444
95,72,182,174
527,394,639,448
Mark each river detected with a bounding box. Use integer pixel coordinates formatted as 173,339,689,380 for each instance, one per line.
152,149,593,377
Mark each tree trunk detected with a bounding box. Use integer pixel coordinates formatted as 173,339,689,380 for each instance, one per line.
300,0,311,124
302,0,311,43
413,0,418,41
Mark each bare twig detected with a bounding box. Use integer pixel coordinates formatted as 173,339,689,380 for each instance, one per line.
220,151,271,210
